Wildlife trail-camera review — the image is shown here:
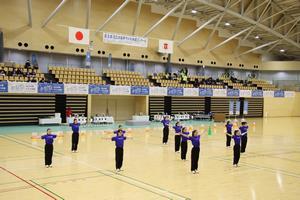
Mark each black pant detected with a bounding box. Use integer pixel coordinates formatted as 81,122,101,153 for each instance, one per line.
175,135,181,152
191,147,200,171
115,147,124,170
181,141,188,160
163,126,169,143
226,133,232,147
72,133,79,151
241,136,248,153
233,144,240,165
45,144,53,166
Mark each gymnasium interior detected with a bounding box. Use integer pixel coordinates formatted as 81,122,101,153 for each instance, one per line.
0,0,299,199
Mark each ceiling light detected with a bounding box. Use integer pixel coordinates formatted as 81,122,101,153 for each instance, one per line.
191,9,197,14
280,49,285,53
224,22,231,26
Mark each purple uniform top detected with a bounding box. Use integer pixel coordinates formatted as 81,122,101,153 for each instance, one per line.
181,131,190,142
111,135,127,148
189,135,200,148
233,135,241,145
161,119,170,127
41,134,57,145
173,125,183,133
239,125,248,136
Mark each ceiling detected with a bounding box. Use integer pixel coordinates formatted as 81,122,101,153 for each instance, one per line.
143,0,300,60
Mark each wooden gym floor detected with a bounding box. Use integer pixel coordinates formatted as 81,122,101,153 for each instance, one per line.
0,117,300,200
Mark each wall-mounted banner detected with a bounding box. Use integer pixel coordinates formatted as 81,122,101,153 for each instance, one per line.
263,90,274,97
89,84,110,95
149,87,168,96
0,81,8,93
131,86,150,95
199,88,213,97
212,89,227,97
235,101,240,115
167,87,183,96
38,83,64,94
227,89,240,97
103,32,148,48
229,100,234,115
183,88,198,96
239,90,252,97
110,85,131,95
158,40,174,54
252,90,263,97
284,91,295,98
8,82,37,93
243,100,248,115
274,90,285,98
64,84,88,94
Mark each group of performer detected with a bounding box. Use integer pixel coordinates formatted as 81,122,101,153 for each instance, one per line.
40,116,248,172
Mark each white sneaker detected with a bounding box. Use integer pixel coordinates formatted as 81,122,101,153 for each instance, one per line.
192,171,196,174
46,165,49,168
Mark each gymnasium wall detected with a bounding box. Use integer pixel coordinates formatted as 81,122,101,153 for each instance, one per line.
90,95,148,121
263,92,300,117
0,0,261,69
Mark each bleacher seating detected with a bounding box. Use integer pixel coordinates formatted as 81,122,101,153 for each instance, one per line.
49,66,105,84
150,73,193,88
104,69,153,86
0,62,44,82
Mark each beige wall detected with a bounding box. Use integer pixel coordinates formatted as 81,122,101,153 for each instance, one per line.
0,0,261,69
263,92,300,117
261,61,300,71
90,95,148,121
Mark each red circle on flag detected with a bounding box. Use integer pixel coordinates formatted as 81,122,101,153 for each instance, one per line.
75,31,83,41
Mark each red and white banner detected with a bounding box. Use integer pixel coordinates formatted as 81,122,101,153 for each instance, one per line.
158,40,173,54
68,26,90,45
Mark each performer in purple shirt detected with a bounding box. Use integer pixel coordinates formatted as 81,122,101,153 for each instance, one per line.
239,121,249,153
180,127,190,160
225,120,233,148
161,116,170,144
111,130,127,172
232,130,241,167
41,128,57,168
69,118,80,152
173,121,183,152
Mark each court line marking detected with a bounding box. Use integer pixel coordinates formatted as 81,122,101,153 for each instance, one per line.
30,180,65,200
0,166,57,200
0,134,191,200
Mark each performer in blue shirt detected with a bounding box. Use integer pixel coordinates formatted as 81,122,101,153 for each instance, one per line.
182,129,202,174
41,128,57,168
225,120,233,148
232,130,241,167
161,116,170,144
69,118,80,152
111,130,127,172
180,127,190,160
239,121,249,153
173,121,182,152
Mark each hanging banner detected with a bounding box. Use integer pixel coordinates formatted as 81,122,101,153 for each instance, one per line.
38,83,64,94
235,101,240,115
199,88,213,97
263,90,274,97
252,90,263,97
167,87,183,96
229,100,234,115
213,89,227,97
89,84,110,95
131,86,150,95
0,81,8,93
110,85,131,95
103,32,148,48
158,40,174,54
284,91,295,98
149,87,167,96
227,89,240,97
8,82,38,93
183,88,198,96
243,100,248,115
239,90,252,97
274,90,285,98
64,84,88,94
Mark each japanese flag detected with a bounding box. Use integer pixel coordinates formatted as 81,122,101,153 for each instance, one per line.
158,39,174,54
68,26,90,45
